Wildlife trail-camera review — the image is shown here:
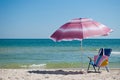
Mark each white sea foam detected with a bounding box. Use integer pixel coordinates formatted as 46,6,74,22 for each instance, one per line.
112,51,120,55
21,64,46,68
29,64,46,68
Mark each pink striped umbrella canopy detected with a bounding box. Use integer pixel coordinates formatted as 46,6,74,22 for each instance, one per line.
51,18,112,41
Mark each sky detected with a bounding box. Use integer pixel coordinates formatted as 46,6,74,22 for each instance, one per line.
0,0,120,39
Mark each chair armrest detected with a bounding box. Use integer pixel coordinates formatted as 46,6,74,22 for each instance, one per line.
88,57,93,61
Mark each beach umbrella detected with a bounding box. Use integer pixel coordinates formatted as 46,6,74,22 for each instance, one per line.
50,18,112,68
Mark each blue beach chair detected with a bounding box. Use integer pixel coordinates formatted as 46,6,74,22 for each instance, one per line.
87,48,112,72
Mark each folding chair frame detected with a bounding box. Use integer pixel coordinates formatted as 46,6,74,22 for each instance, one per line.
87,48,112,72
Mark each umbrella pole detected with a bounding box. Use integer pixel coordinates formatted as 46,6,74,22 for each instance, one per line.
80,40,84,70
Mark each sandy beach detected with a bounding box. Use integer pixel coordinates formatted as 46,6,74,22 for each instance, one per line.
0,68,120,80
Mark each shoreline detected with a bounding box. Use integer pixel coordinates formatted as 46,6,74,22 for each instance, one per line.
1,62,120,69
0,68,120,80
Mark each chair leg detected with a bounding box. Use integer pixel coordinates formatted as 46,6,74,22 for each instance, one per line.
87,63,90,71
105,66,109,72
98,67,100,72
93,66,96,72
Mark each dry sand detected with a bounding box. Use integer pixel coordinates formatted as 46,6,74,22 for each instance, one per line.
0,68,120,80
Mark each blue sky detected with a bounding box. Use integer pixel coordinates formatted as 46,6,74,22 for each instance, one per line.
0,0,120,39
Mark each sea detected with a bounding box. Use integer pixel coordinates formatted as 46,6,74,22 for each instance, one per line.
0,39,120,69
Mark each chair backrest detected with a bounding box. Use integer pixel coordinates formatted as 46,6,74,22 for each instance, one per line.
98,48,104,56
98,48,112,57
94,48,112,67
104,48,112,57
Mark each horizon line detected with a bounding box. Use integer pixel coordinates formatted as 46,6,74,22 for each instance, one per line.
0,38,120,39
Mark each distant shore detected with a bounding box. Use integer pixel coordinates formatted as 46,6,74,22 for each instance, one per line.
0,68,120,80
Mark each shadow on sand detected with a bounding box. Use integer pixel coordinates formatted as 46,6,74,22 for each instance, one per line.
28,70,84,75
87,70,101,73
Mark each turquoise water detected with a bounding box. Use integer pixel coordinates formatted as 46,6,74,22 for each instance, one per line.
0,39,120,68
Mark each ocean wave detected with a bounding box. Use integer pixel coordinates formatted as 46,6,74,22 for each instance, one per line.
21,64,46,68
112,51,120,55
